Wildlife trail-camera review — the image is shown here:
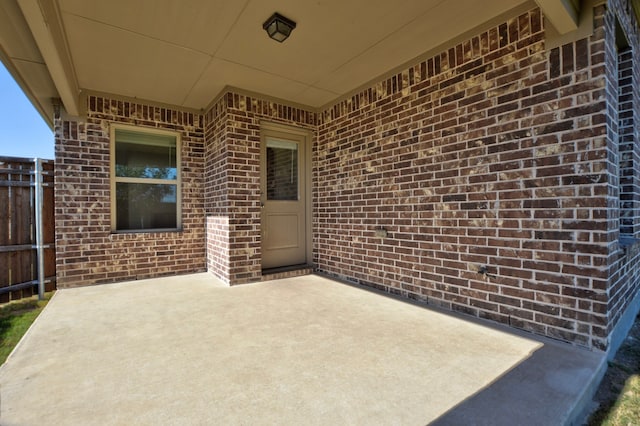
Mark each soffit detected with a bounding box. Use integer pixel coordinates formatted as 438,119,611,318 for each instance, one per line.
59,0,531,111
0,0,58,126
4,0,541,122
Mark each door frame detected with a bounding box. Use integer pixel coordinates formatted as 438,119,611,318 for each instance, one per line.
259,121,313,270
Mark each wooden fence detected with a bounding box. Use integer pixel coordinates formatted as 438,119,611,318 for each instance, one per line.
0,157,56,302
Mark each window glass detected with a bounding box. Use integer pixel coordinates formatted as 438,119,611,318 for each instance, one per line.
112,127,180,232
266,139,298,201
115,142,177,179
116,183,177,230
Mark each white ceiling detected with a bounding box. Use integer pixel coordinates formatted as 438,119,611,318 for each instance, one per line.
59,0,529,109
1,0,564,124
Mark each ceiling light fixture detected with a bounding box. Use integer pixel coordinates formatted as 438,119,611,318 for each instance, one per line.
263,12,296,43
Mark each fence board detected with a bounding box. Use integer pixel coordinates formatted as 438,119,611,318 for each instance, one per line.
0,157,56,301
0,252,9,303
43,176,55,243
13,177,31,246
0,187,8,246
42,160,55,292
44,247,56,292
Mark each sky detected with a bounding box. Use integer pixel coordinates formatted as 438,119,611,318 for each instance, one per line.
0,61,54,159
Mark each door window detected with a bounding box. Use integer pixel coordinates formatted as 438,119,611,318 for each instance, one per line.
266,139,298,201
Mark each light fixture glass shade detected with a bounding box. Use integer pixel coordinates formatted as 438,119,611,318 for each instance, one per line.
263,13,296,43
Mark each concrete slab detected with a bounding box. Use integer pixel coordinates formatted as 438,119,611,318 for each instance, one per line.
0,273,605,425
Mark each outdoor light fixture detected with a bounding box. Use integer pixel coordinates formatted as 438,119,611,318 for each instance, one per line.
263,12,296,42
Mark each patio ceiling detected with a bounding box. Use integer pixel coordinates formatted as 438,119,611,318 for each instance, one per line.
0,0,581,127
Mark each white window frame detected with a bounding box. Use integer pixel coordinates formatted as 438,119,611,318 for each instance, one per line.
110,124,182,233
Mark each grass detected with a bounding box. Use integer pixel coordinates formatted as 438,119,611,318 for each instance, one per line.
588,314,640,425
600,375,640,425
0,293,52,365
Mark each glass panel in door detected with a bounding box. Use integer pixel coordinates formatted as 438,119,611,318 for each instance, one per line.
266,139,298,201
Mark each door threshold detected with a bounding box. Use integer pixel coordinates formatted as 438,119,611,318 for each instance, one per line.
261,264,314,281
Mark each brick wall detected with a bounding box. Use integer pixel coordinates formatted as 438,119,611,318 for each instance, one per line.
204,98,230,282
605,0,640,349
204,93,316,284
315,6,616,349
54,96,206,287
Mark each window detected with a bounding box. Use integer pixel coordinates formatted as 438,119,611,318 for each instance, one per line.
110,125,181,232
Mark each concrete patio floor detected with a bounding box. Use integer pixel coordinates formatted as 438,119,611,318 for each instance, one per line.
0,273,605,425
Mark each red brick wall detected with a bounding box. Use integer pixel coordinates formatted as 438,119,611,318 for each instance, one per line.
605,0,640,349
54,96,206,287
204,98,230,281
204,93,316,284
315,6,614,349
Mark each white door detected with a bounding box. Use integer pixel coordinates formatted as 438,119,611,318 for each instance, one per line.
261,128,307,269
